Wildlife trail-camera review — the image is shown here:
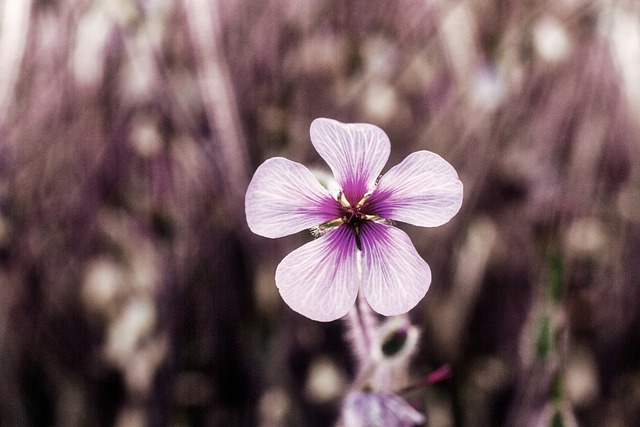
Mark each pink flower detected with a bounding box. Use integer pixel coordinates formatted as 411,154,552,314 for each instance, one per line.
245,118,463,321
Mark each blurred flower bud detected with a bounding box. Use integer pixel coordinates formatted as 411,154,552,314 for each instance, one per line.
373,316,420,366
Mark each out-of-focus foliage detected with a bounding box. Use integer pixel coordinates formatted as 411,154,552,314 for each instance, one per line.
1,0,639,426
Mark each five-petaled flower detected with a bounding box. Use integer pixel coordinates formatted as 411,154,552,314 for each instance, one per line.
245,118,463,321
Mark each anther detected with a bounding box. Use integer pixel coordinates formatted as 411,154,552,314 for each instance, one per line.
355,192,372,209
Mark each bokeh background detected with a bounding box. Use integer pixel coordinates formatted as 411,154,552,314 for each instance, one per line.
1,0,640,426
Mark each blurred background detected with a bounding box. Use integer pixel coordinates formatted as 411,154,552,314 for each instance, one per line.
1,0,640,426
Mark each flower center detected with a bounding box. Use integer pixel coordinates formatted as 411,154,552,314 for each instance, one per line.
317,191,380,251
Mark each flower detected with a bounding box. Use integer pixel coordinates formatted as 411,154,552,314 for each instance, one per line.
245,118,463,321
340,390,425,427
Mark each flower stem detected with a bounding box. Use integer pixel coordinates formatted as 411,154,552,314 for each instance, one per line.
343,251,379,375
345,294,379,374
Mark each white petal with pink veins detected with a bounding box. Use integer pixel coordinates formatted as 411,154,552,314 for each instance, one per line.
359,222,431,316
276,225,359,322
310,118,390,203
245,157,339,238
370,150,463,227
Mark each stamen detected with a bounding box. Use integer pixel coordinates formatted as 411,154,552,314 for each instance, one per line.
356,192,372,209
318,218,344,231
338,191,351,208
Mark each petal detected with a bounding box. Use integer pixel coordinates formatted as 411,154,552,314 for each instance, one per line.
343,391,425,427
359,222,431,316
310,118,390,204
246,157,340,238
275,224,359,321
369,151,463,227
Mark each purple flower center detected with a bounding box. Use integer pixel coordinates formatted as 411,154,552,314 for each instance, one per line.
341,199,369,224
322,191,381,251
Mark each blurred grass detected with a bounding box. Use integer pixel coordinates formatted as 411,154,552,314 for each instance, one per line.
1,0,640,426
